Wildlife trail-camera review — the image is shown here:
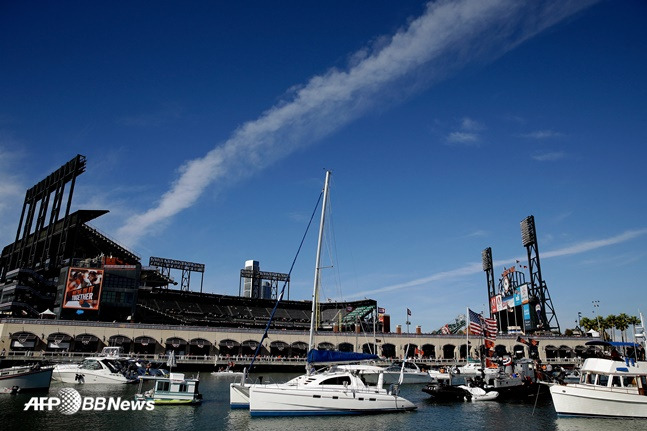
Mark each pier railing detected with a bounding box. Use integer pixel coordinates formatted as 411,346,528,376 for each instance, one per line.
0,349,583,368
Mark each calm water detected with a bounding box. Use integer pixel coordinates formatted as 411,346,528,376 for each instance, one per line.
1,373,644,431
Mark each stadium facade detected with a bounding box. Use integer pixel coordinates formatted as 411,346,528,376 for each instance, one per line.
0,156,382,337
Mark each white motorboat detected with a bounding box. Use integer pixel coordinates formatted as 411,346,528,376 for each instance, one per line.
0,364,53,392
454,361,500,376
53,356,136,384
549,340,647,418
135,372,202,405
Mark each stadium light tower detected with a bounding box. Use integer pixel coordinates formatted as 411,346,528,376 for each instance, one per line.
520,215,560,334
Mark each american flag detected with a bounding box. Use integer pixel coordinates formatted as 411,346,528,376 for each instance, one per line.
468,309,485,335
468,308,497,338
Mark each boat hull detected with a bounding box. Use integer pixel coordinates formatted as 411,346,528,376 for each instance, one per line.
0,367,53,391
229,382,251,408
249,384,416,416
53,367,133,384
550,384,647,418
135,394,201,405
363,371,431,385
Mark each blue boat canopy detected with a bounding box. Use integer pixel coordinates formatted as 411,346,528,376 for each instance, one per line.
307,349,379,364
585,340,641,348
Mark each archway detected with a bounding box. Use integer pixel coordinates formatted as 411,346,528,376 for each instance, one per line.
46,332,73,351
107,335,132,353
74,333,103,353
219,339,241,357
338,342,354,353
10,331,39,351
165,337,188,355
421,344,436,359
133,336,158,354
382,343,396,358
269,340,288,357
290,341,308,358
189,338,212,356
442,344,456,360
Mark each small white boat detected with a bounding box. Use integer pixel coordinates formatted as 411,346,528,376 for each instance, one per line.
454,361,500,376
212,364,243,378
0,364,53,392
458,385,499,401
135,372,202,405
549,341,647,418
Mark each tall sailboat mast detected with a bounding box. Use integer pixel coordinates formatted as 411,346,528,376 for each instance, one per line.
308,170,331,351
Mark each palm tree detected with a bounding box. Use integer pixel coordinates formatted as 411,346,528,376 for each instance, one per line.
615,313,630,343
628,315,641,340
579,316,595,333
604,314,617,342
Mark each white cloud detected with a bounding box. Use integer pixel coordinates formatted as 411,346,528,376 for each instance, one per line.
532,151,566,161
519,130,564,139
461,117,484,131
116,0,597,247
447,131,479,145
350,228,647,299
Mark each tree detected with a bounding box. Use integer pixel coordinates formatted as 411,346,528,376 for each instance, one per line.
579,317,596,333
628,315,642,340
604,314,617,342
615,313,630,343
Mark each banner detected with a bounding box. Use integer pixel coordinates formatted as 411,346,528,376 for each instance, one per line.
519,284,529,304
62,268,104,311
513,288,522,306
522,303,532,331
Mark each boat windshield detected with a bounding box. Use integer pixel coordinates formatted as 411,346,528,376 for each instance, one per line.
386,362,418,372
103,359,122,373
79,359,102,370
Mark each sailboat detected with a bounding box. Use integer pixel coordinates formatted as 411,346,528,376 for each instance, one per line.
247,171,416,416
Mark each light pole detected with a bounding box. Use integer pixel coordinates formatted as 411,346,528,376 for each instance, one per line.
592,300,601,338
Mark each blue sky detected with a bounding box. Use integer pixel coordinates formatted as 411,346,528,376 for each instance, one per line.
1,0,646,334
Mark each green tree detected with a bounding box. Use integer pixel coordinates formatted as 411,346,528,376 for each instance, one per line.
628,315,642,340
579,316,595,332
604,314,617,341
615,313,630,343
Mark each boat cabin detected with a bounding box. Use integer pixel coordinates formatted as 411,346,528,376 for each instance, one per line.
578,358,647,395
136,372,202,404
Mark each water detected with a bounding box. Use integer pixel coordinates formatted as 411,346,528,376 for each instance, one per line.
1,373,644,431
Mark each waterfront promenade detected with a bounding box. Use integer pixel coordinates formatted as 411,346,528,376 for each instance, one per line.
1,318,591,369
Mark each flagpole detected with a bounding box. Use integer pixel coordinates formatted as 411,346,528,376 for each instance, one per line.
466,306,469,364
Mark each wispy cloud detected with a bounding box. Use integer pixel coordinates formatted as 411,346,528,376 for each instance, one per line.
518,130,564,139
464,230,488,238
351,228,647,298
446,117,484,146
447,131,479,145
117,103,185,128
116,0,596,246
532,151,566,161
